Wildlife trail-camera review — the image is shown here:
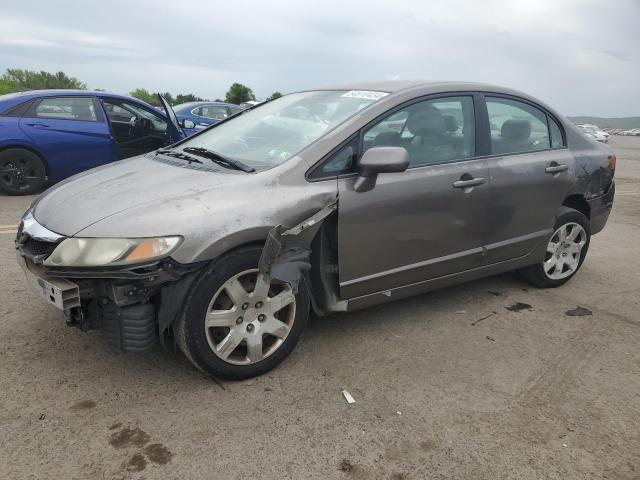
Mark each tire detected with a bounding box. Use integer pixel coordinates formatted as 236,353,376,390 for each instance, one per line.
520,207,591,288
0,148,47,195
176,246,310,380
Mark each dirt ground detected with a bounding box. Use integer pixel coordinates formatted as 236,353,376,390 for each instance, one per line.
0,136,638,480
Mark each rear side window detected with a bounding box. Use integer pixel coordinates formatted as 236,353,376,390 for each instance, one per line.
486,97,550,155
193,105,229,120
34,97,97,121
363,96,475,167
548,116,565,148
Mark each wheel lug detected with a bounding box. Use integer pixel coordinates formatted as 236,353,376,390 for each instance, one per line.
246,324,254,332
255,301,263,308
242,303,249,310
258,314,266,322
236,317,243,324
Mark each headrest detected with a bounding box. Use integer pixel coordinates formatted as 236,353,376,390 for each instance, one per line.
443,115,458,132
374,131,401,146
72,103,93,120
501,120,531,141
406,106,446,137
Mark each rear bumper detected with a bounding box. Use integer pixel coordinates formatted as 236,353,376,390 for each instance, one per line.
589,181,615,235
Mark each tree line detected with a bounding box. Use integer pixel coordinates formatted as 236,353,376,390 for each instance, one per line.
0,69,283,105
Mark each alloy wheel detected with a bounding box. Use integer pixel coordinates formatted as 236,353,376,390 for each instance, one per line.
0,156,42,193
204,269,296,365
543,222,587,280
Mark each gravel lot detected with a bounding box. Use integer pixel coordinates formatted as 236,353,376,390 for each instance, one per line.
1,136,638,480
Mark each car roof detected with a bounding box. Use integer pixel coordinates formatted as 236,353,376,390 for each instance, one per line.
320,80,520,94
0,89,164,115
1,89,137,101
173,101,238,111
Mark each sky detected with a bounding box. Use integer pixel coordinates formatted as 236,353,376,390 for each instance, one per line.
0,0,638,116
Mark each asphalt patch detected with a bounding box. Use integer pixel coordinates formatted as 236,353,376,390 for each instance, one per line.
70,399,96,411
566,306,593,316
127,453,147,472
143,443,173,465
505,302,533,312
339,459,354,472
109,426,150,449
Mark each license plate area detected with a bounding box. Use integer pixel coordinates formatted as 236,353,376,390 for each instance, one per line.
19,255,80,310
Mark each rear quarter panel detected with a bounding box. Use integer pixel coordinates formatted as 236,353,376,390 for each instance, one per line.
565,123,615,199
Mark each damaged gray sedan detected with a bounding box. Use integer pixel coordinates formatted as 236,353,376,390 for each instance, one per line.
16,81,615,379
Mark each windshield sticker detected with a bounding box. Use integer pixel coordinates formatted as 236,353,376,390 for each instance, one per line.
342,90,389,101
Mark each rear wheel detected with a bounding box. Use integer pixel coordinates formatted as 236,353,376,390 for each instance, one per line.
176,246,309,380
520,208,590,288
0,148,46,195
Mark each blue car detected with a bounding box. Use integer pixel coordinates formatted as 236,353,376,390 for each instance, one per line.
0,90,196,195
173,101,244,129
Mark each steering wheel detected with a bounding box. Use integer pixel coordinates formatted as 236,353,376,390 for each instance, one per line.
120,117,157,147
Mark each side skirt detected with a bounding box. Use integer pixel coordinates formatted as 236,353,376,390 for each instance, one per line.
345,247,544,312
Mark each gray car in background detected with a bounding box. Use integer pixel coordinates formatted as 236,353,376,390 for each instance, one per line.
15,81,616,379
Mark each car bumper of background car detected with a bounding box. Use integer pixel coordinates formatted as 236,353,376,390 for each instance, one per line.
589,181,615,235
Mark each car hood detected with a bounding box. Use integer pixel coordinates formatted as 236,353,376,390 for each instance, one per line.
32,153,338,264
33,154,257,236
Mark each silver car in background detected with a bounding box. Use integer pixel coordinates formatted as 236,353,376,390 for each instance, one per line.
16,81,616,379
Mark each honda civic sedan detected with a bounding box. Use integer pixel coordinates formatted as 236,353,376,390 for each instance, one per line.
0,90,196,195
16,81,616,379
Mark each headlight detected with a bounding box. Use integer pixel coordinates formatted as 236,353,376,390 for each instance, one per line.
44,236,182,267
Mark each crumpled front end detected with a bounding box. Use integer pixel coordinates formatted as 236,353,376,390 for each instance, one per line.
15,211,204,352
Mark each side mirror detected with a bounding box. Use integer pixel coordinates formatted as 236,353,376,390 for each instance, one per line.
181,119,196,129
354,146,409,192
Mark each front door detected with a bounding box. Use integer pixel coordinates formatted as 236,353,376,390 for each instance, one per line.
337,95,489,299
100,97,174,159
481,95,574,264
19,95,115,180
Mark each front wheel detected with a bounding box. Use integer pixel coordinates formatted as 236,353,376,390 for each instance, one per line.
520,208,591,288
176,246,309,380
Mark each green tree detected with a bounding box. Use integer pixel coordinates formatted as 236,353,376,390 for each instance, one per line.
1,69,86,90
130,88,159,106
175,93,205,104
266,91,282,101
224,83,255,104
160,91,175,105
0,78,17,95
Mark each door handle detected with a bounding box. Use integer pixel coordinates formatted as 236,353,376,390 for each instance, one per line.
24,122,50,128
545,164,568,174
453,177,486,189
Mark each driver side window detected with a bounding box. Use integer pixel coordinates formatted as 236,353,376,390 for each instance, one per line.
363,96,475,168
103,100,167,143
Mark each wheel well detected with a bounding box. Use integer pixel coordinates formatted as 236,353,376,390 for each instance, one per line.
0,145,50,177
562,194,590,219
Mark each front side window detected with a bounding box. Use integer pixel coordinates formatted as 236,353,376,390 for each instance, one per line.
486,97,551,155
175,90,385,170
104,100,167,132
363,96,475,167
35,97,97,121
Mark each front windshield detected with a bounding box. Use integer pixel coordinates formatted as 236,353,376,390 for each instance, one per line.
174,90,388,168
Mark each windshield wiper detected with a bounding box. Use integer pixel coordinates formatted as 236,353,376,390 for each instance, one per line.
156,148,202,164
182,147,255,173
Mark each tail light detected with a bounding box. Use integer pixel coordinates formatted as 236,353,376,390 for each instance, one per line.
608,154,616,172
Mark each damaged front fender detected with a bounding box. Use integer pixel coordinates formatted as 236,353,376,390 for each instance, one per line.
258,200,337,293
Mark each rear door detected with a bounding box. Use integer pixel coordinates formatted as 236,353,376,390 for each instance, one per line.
480,95,574,264
336,94,489,299
18,95,115,180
